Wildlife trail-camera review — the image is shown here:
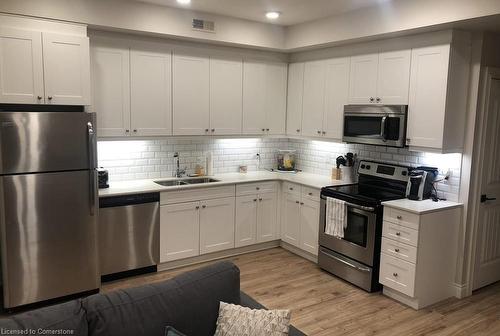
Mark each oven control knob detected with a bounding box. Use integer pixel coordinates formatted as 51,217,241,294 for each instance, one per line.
366,165,371,170
360,164,366,169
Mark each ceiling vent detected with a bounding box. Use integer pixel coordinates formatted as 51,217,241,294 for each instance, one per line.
192,19,216,33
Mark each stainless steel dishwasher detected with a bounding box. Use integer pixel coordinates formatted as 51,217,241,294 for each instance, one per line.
98,193,159,277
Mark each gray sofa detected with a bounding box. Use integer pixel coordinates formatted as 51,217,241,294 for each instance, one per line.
0,261,305,336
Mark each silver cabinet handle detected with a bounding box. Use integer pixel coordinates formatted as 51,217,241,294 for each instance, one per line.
376,97,381,102
395,248,400,253
202,205,206,208
266,128,270,131
253,199,257,202
317,130,321,134
296,129,300,132
295,201,299,204
125,129,130,133
300,202,304,205
37,96,42,100
256,187,260,190
133,129,137,133
195,206,200,210
211,129,215,132
48,96,53,100
259,198,263,201
393,272,398,277
205,129,209,132
261,128,265,132
396,232,401,236
289,187,293,190
369,97,374,102
396,215,403,220
308,192,313,196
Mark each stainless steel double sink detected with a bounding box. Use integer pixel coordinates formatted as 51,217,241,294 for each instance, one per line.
154,177,220,187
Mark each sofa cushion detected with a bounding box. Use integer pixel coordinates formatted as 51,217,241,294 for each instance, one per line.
0,299,88,336
84,261,241,336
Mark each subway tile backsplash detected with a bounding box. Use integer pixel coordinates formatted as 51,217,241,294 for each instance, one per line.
98,137,462,202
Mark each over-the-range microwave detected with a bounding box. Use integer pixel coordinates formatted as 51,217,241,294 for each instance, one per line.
342,105,407,148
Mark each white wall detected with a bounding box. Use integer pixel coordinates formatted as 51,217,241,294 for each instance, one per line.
285,0,500,50
0,0,286,50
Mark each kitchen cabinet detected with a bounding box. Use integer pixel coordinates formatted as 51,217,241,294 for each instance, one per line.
299,57,350,140
91,43,130,137
130,46,172,136
173,53,210,135
209,57,243,135
242,60,287,135
42,33,91,105
199,197,235,254
407,36,471,152
160,201,200,262
286,62,304,136
281,183,320,256
235,182,279,247
348,50,410,105
0,27,90,105
379,203,462,309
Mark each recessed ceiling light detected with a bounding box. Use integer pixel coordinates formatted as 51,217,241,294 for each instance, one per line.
265,11,280,20
177,0,191,5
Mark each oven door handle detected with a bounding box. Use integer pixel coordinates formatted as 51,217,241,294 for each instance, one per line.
321,196,375,212
381,116,387,142
320,248,371,273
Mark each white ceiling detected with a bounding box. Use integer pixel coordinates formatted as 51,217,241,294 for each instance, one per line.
134,0,393,26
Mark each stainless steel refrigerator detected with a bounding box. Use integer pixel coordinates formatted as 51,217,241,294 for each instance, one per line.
0,111,99,308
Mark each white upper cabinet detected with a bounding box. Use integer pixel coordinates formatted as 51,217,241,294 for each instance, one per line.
407,34,471,153
243,61,267,134
173,53,210,135
130,46,172,136
286,62,304,136
42,33,90,105
265,62,287,135
243,60,287,135
91,43,130,137
348,50,410,105
0,27,44,104
209,57,243,135
323,57,350,140
376,50,411,104
302,60,326,137
348,53,379,104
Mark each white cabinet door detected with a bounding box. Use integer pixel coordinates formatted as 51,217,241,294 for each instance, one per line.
235,195,257,248
210,57,243,135
173,53,210,135
257,193,278,243
286,62,304,136
407,45,450,149
130,47,172,136
265,62,287,135
90,43,131,137
348,53,378,104
160,202,200,262
242,61,266,134
200,197,235,254
42,33,90,105
377,50,411,104
323,57,350,140
0,27,44,104
281,193,301,247
302,60,326,137
299,199,320,256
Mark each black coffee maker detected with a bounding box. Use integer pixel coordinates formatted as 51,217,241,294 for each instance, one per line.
405,166,438,201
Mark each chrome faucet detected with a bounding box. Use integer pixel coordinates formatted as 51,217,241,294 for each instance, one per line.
174,152,186,178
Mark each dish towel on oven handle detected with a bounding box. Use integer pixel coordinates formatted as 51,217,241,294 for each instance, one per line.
325,197,347,238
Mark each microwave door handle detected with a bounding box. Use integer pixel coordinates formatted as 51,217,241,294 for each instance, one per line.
381,116,387,142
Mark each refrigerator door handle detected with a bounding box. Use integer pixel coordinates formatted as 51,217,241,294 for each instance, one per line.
87,122,97,216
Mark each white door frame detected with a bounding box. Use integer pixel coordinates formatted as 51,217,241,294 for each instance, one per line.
464,66,500,296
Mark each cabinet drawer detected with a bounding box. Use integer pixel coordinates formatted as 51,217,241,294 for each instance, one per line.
283,182,300,196
384,207,420,230
381,237,417,264
380,253,416,297
383,221,419,247
236,181,277,196
161,185,235,205
302,186,320,202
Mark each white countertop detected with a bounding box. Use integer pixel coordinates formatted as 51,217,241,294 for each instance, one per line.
382,199,463,214
99,171,354,197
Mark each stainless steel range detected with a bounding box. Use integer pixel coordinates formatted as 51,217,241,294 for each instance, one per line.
319,160,410,292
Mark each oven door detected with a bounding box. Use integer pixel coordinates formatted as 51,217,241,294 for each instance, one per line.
319,197,377,266
342,113,405,147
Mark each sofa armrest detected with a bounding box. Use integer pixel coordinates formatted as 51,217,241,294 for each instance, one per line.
239,291,306,336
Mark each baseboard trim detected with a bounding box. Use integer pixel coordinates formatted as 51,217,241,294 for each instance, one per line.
280,241,318,263
158,240,280,272
452,282,469,299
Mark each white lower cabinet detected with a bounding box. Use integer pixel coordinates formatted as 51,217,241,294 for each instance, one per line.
379,204,462,309
235,183,279,247
160,201,200,262
281,183,320,256
199,197,235,254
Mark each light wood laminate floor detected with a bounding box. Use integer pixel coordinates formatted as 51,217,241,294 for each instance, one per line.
102,248,500,336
